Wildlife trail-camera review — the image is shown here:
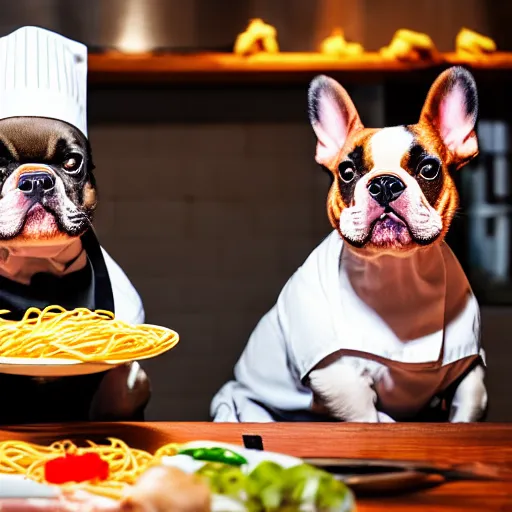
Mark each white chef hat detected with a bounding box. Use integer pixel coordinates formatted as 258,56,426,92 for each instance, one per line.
0,26,88,137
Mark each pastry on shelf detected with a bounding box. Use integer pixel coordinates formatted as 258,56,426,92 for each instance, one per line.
456,27,497,57
320,28,364,58
380,29,440,62
234,18,279,56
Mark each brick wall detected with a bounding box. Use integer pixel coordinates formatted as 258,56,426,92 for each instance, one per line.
90,121,330,420
87,83,512,422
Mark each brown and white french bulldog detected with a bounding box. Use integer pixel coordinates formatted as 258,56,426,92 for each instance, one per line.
309,67,476,256
211,66,486,423
305,66,486,422
0,117,150,425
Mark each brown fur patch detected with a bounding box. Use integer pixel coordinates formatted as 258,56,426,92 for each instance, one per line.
2,119,59,160
0,135,18,161
12,164,56,187
83,182,97,211
407,123,449,168
407,123,460,234
45,133,61,162
326,128,377,230
435,174,459,241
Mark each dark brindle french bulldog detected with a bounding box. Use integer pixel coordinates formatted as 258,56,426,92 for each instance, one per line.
0,117,150,425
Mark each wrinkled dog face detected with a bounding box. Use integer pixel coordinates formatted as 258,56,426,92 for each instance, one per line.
0,117,96,245
308,67,479,256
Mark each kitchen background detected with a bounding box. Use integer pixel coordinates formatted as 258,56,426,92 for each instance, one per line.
2,0,512,421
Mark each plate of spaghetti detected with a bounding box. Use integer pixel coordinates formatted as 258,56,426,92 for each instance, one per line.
0,438,355,512
0,306,179,377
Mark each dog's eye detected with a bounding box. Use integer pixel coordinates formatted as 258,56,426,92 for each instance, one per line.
338,162,356,183
63,154,83,173
418,160,441,181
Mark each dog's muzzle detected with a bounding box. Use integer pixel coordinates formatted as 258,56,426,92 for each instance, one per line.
17,170,56,199
367,175,406,207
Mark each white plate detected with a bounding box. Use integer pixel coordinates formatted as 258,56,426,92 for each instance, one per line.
163,440,302,472
0,357,120,377
0,443,355,512
0,322,179,377
162,441,356,512
0,475,60,498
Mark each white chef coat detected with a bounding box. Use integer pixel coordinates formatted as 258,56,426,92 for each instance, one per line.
211,231,483,422
101,247,144,324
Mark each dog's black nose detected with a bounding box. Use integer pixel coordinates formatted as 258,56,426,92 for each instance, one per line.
367,175,405,206
17,172,56,197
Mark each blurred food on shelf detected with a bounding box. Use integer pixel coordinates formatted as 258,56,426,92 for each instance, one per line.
320,29,364,58
234,18,279,56
456,28,497,58
82,20,512,84
380,29,439,62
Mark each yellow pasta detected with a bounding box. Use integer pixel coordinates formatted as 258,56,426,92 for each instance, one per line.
0,306,179,362
153,443,181,459
0,438,154,499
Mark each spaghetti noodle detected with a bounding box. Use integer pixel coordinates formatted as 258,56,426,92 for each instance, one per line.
0,438,154,499
0,306,179,362
153,443,180,459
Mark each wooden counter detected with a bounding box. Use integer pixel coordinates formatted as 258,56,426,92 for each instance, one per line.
2,422,511,510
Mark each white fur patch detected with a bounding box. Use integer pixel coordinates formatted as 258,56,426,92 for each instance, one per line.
369,127,414,172
127,361,141,390
309,361,379,422
450,364,487,422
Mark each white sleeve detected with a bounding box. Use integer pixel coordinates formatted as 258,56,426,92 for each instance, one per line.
211,287,313,421
211,233,342,421
234,306,308,409
101,247,145,324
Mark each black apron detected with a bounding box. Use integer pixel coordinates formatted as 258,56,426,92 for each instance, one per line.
0,229,122,425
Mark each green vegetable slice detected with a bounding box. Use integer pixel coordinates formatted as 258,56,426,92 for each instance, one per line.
194,458,353,511
246,461,284,499
179,447,248,466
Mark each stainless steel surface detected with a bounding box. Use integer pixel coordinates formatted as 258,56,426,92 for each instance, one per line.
304,457,511,496
0,0,248,53
0,0,501,54
0,0,360,53
84,0,247,52
304,458,511,481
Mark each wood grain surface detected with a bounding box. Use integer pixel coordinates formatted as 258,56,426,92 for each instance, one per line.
1,422,511,510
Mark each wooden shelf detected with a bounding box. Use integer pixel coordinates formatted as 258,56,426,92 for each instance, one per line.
88,51,512,85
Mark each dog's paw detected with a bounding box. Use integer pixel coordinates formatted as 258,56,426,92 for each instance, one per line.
309,362,379,422
450,365,487,422
377,411,396,423
89,362,151,421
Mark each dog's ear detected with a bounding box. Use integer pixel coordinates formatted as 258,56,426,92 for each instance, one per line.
419,66,478,168
308,75,364,166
